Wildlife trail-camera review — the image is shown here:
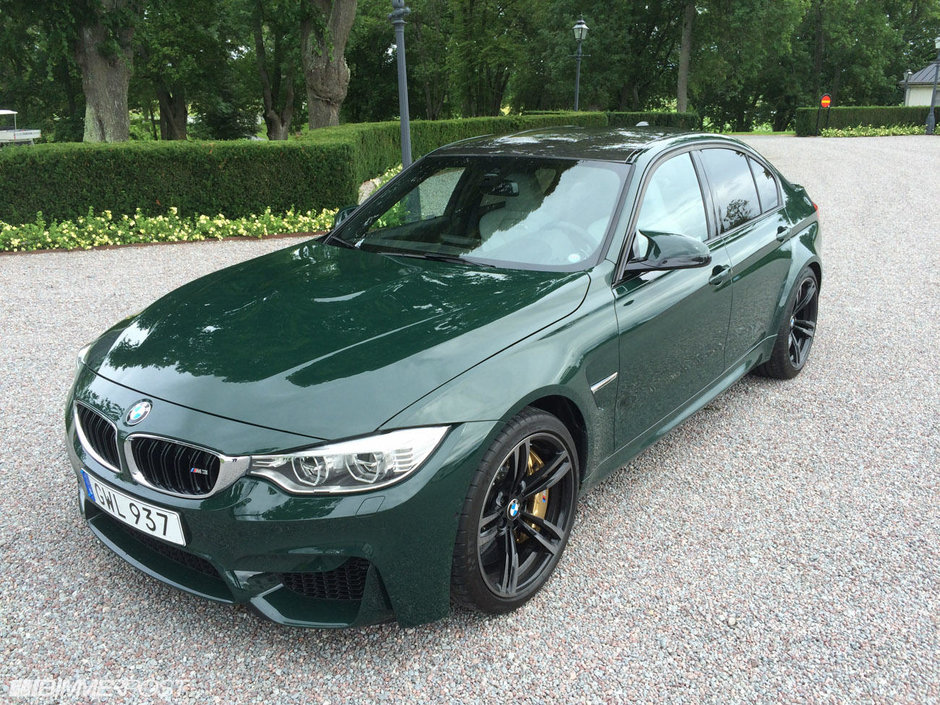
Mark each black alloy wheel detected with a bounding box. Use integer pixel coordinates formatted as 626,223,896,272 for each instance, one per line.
787,275,818,369
755,267,820,379
452,409,579,612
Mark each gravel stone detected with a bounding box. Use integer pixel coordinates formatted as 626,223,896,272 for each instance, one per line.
0,135,938,704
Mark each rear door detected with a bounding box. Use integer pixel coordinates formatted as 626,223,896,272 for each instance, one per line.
697,148,791,368
612,151,734,448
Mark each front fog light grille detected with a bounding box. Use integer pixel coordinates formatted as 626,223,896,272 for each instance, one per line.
75,404,120,470
130,437,221,496
280,558,370,601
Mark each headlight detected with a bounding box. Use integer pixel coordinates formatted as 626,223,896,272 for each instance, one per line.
248,426,448,494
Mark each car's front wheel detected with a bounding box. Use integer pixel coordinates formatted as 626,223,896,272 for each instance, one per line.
451,408,579,613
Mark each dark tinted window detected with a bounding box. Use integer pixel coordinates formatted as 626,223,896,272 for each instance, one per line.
636,153,708,242
700,148,761,232
749,158,779,212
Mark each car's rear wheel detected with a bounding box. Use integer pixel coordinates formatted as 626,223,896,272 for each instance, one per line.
452,408,579,613
755,267,819,379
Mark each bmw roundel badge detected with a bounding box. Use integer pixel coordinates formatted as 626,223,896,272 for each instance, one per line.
125,400,152,426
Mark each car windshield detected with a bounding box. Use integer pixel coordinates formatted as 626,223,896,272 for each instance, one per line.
330,156,629,271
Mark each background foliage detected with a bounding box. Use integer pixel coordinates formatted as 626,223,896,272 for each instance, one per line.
1,0,937,138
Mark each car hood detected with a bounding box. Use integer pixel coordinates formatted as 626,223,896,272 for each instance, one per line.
87,240,588,440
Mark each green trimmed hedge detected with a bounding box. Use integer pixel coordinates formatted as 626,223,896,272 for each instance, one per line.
522,110,699,129
0,112,607,225
605,111,700,129
794,106,930,136
0,140,358,226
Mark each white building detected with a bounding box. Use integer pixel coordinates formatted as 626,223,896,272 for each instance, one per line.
905,62,940,107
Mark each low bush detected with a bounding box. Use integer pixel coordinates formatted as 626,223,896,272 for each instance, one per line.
793,106,930,136
820,124,925,137
0,207,336,253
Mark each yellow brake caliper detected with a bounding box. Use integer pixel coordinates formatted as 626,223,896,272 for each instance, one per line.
518,447,549,542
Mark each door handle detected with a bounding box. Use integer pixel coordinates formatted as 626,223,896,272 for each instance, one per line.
776,225,790,242
708,264,731,286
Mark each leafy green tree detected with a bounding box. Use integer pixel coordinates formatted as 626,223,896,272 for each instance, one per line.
135,0,229,139
448,0,526,115
228,0,304,139
408,0,453,119
0,0,85,140
341,0,397,122
690,0,805,131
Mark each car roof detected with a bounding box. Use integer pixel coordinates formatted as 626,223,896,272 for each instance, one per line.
429,126,738,164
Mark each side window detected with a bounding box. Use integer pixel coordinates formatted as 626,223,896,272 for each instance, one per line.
636,153,708,242
699,148,761,233
749,158,779,213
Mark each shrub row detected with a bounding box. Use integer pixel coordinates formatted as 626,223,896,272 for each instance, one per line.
793,106,931,136
523,109,700,129
0,112,609,225
605,111,700,129
821,124,925,137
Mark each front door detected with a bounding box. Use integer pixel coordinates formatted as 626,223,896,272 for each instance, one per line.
613,152,733,448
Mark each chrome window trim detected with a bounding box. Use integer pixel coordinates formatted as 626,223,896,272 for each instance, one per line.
124,433,249,500
73,402,120,473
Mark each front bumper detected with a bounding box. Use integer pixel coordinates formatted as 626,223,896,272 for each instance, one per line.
66,370,494,628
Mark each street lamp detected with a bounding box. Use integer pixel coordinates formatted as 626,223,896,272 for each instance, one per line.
389,0,413,166
927,35,940,135
572,16,589,111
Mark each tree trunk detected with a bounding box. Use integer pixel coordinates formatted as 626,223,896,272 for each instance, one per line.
677,1,695,113
264,107,292,140
74,1,135,143
301,0,357,129
157,87,188,140
252,1,295,141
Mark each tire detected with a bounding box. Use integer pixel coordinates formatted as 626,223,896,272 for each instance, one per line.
755,267,819,379
451,408,579,613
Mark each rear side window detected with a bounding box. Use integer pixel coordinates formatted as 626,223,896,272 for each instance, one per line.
699,148,761,233
749,158,779,213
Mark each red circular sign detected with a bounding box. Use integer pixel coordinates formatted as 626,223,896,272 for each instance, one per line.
820,94,832,108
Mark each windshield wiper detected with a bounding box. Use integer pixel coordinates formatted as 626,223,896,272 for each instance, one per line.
365,247,495,268
420,252,495,267
324,233,356,249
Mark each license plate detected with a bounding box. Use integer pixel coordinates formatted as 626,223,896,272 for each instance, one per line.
81,470,186,546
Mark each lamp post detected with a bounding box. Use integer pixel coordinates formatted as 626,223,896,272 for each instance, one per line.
389,0,413,166
927,36,940,135
572,16,589,111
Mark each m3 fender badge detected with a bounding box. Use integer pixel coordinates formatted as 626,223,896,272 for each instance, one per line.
125,400,152,426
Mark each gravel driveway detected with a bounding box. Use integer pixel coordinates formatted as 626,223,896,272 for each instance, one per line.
1,136,938,704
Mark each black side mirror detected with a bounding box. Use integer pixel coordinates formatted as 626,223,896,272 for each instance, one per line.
333,204,359,229
624,230,712,272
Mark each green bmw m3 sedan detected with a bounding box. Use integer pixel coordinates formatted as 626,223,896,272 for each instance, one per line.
66,128,821,628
